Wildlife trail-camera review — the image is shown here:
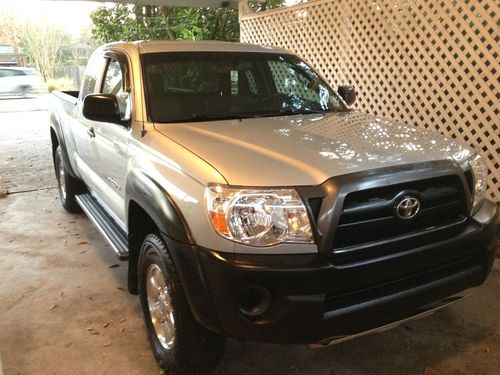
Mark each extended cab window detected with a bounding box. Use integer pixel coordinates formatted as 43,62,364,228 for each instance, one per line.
102,58,130,121
142,52,346,123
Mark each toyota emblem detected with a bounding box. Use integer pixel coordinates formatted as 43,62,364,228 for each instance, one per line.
395,196,421,219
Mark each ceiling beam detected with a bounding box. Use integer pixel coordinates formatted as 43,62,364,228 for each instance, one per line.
42,0,249,10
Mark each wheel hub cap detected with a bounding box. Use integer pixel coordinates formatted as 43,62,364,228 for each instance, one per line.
146,263,175,350
58,163,66,200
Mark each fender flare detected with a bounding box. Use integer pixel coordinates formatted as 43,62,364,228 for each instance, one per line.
125,171,224,332
49,113,77,177
125,169,193,244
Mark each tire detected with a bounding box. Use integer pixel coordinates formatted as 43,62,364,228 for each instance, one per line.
17,85,31,97
54,146,83,213
138,233,225,374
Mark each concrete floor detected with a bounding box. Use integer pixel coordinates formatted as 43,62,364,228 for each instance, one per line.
0,97,499,375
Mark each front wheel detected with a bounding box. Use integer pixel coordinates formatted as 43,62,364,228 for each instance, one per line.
138,233,225,374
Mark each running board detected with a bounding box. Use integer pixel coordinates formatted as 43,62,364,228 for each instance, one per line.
75,193,129,260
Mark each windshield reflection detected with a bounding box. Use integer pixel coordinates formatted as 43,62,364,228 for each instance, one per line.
143,52,346,123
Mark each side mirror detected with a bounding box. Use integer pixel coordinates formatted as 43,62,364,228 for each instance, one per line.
337,86,356,106
83,94,122,123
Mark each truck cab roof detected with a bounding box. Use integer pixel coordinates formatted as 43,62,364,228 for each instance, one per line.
98,40,290,55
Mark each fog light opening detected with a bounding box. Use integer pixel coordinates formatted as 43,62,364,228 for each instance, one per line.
237,286,272,317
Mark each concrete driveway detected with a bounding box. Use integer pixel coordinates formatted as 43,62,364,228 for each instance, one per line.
0,97,499,375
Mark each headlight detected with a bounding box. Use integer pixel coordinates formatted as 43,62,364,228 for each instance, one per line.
205,185,314,246
462,154,487,209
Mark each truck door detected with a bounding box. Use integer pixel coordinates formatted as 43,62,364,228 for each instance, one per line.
73,52,107,188
87,55,132,226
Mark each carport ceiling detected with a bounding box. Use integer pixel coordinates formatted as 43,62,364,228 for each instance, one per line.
45,0,246,9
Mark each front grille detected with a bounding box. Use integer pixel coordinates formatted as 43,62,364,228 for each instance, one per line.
464,169,474,196
331,174,468,261
324,253,481,312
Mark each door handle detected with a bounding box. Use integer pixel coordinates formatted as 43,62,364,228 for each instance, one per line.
113,141,122,154
87,127,95,139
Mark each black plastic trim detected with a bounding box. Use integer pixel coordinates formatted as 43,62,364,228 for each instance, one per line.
49,112,78,178
171,200,497,344
125,169,193,244
160,235,224,334
296,160,473,254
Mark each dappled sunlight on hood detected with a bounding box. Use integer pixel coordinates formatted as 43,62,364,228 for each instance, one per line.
154,111,473,186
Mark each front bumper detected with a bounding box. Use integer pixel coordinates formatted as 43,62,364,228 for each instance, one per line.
167,200,498,344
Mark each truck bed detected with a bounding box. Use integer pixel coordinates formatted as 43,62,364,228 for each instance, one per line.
52,90,79,111
52,90,80,117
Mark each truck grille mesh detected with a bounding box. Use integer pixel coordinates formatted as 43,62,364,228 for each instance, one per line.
331,174,468,264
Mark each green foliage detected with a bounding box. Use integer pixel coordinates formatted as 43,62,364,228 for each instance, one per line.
249,0,287,12
90,4,240,43
173,7,240,41
46,77,75,93
89,4,138,42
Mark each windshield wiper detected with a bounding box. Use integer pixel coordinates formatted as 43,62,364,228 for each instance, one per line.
163,113,256,123
285,108,329,115
160,109,336,123
254,108,330,117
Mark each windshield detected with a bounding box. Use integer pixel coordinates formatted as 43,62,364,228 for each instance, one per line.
142,52,346,123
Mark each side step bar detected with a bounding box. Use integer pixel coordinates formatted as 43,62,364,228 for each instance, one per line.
75,193,129,260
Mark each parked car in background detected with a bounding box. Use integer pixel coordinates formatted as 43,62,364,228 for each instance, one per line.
0,67,46,97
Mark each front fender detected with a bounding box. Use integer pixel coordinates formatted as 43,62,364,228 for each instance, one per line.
124,170,225,332
125,169,193,244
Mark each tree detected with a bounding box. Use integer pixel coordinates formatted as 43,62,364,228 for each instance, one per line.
89,4,141,42
249,0,288,12
0,13,73,80
0,13,22,54
90,4,240,43
69,29,102,66
173,7,240,41
20,24,72,80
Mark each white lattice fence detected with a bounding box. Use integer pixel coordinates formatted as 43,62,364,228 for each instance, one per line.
240,0,499,202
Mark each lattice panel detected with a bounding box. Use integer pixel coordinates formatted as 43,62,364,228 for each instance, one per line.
241,0,499,202
268,60,320,101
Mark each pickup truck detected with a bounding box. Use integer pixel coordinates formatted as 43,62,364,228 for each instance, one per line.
50,41,498,374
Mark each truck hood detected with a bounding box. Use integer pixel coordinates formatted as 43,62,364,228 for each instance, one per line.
154,111,473,186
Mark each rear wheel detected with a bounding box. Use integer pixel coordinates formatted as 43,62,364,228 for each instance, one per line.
17,85,31,97
138,233,225,374
54,146,83,213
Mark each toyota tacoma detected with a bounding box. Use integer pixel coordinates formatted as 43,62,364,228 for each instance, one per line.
50,41,498,374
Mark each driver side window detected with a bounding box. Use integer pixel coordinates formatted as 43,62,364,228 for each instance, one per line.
102,58,130,121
